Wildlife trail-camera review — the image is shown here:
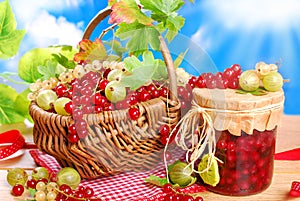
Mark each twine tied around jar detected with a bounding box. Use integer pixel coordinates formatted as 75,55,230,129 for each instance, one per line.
164,100,218,182
164,98,284,182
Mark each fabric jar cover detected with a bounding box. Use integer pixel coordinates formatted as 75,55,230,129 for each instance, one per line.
192,88,284,136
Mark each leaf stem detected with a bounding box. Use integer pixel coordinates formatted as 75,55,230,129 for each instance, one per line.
0,72,29,85
99,23,118,39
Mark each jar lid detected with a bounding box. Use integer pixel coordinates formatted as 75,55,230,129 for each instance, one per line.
193,88,284,136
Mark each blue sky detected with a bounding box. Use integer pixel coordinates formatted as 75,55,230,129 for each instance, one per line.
1,0,300,114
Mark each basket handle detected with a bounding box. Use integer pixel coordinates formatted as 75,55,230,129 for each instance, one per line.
82,7,178,101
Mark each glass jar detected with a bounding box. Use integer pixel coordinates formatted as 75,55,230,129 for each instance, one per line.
211,128,276,195
191,88,284,196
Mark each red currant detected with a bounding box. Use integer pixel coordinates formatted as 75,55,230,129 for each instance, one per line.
11,184,24,196
94,105,104,113
180,100,188,109
115,100,127,110
68,133,79,143
178,86,188,98
103,69,111,79
128,107,140,120
94,93,107,106
194,197,204,201
228,78,239,89
55,84,68,97
159,124,170,136
64,101,73,115
80,85,94,96
77,129,88,139
159,87,169,98
68,124,77,134
26,179,37,189
231,64,242,76
77,185,85,192
183,195,195,201
104,102,114,111
149,89,160,98
195,75,206,88
188,76,197,88
126,95,138,106
139,90,151,102
59,184,73,195
223,68,235,80
205,76,217,89
55,193,67,201
98,79,109,90
75,119,87,131
72,108,84,120
146,83,157,92
38,178,48,184
161,135,174,145
80,95,92,105
74,191,85,198
84,186,94,198
163,183,174,194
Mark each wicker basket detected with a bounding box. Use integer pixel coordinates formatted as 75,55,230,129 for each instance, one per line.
29,7,181,179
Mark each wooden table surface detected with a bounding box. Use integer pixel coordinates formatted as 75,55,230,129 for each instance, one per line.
0,115,300,201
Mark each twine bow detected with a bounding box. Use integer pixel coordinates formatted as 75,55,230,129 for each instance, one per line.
164,101,217,181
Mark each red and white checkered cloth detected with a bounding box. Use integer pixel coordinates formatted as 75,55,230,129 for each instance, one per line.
29,149,170,201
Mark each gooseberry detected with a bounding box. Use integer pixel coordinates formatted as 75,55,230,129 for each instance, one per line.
105,81,126,103
239,70,260,92
56,167,81,189
36,90,58,110
262,71,283,92
169,161,196,187
6,168,28,187
31,167,49,181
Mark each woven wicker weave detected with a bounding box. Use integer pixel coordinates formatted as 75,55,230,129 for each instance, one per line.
29,7,181,179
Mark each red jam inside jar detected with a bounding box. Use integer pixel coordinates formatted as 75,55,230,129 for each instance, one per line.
208,127,277,196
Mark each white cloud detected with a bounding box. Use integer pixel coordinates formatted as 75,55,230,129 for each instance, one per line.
190,26,211,50
28,11,83,47
1,0,85,72
10,0,85,47
202,0,300,30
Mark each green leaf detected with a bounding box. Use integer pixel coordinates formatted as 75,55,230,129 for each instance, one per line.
152,59,167,80
145,175,168,187
115,21,160,56
0,84,26,124
109,0,153,25
37,60,61,80
120,64,154,89
108,0,118,6
51,53,75,69
0,0,25,59
123,56,142,72
28,187,37,197
120,51,166,89
140,0,185,42
18,46,76,83
235,88,268,96
14,89,32,122
104,39,127,57
74,39,109,63
142,51,167,80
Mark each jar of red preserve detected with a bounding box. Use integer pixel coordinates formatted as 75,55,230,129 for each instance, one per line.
192,88,284,196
